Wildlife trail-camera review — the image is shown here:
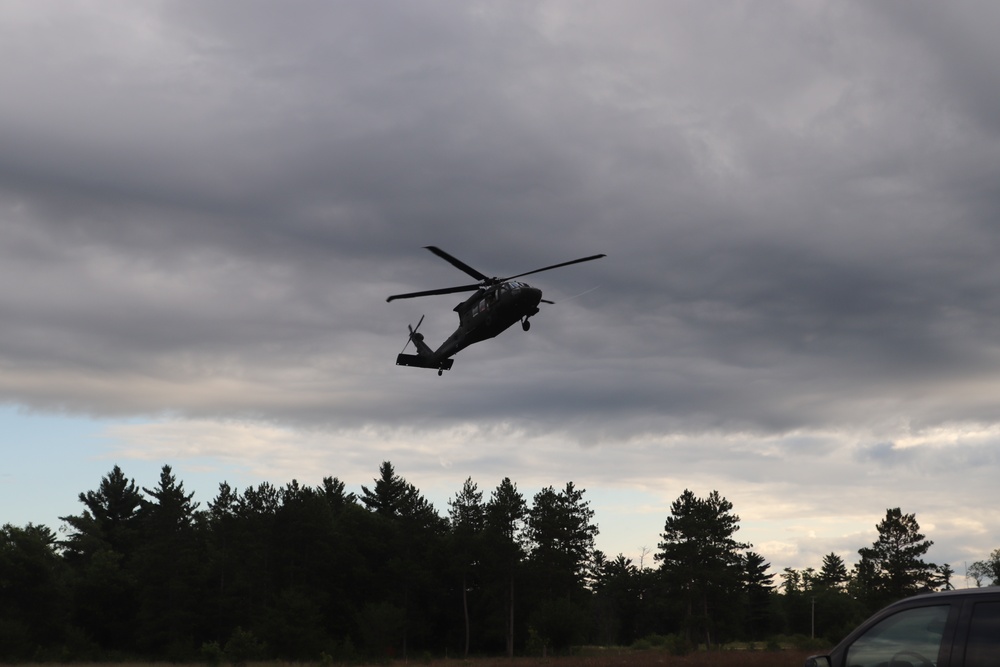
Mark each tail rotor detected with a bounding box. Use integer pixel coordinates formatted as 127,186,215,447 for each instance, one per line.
400,315,425,354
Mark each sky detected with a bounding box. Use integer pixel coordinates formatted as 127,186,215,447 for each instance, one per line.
2,1,1000,584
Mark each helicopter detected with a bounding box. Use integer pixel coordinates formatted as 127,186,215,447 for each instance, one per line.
387,246,605,375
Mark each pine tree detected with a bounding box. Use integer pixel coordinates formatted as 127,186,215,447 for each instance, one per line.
359,462,445,659
655,489,750,649
741,551,775,639
448,477,486,657
360,461,440,528
60,464,142,559
319,475,356,513
591,552,642,645
523,482,598,654
818,553,848,590
360,461,410,518
205,482,240,639
0,523,66,660
856,507,935,609
526,482,598,600
59,465,144,652
484,478,527,658
134,465,205,656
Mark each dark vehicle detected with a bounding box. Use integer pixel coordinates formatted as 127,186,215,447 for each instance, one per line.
805,587,1000,667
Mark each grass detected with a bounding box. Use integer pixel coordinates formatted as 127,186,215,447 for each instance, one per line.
87,652,812,667
17,647,824,667
430,647,821,666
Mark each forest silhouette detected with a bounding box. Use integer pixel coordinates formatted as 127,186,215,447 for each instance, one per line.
0,461,979,662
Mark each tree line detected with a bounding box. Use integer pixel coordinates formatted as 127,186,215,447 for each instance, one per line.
1,461,996,662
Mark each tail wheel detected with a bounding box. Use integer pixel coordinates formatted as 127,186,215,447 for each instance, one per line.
522,318,531,331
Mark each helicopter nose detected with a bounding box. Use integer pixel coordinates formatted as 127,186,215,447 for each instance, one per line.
524,287,543,306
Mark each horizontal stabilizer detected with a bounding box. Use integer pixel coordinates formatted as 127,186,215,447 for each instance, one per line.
396,354,454,371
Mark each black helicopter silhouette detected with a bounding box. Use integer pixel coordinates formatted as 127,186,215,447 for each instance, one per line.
387,246,605,375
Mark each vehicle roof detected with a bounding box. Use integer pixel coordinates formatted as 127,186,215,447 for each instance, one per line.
889,586,1000,606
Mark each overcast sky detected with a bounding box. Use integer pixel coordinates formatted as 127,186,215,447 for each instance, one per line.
3,1,1000,581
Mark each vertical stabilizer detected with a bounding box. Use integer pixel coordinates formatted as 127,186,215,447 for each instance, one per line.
395,316,454,373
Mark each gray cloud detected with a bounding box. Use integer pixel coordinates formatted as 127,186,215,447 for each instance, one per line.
2,1,1000,570
2,2,998,422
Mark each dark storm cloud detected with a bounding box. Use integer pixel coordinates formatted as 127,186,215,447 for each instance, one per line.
1,1,1000,445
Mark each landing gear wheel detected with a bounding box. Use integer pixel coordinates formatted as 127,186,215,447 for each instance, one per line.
522,318,531,331
438,369,443,376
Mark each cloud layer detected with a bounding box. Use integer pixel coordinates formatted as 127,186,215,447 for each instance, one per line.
3,1,999,572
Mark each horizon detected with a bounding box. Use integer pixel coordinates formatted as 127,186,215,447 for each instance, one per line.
2,2,998,588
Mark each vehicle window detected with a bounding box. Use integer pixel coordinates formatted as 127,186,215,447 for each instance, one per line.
964,602,1000,667
845,605,949,667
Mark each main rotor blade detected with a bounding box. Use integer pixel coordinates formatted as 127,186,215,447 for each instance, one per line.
386,284,481,302
425,246,489,282
504,253,606,281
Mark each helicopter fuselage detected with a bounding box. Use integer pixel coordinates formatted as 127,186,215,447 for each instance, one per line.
433,280,542,359
389,246,603,373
